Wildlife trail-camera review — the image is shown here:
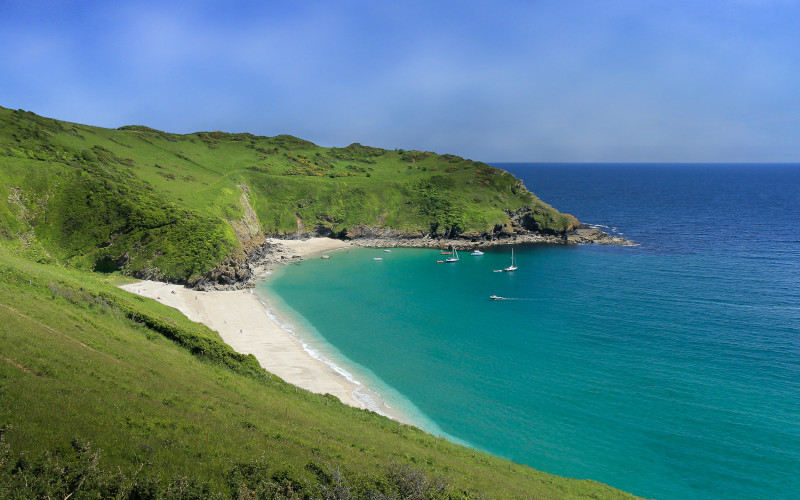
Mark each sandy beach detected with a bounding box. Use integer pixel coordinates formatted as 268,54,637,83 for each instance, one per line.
120,238,406,422
272,237,352,259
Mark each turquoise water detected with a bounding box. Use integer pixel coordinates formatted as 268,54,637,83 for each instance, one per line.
259,164,800,499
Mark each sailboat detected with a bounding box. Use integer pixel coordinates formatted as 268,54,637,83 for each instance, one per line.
445,246,459,262
503,248,517,272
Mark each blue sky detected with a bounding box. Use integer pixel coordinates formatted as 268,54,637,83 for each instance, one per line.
2,0,799,162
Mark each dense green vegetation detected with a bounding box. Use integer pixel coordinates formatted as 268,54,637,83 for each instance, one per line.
0,252,637,499
0,106,576,282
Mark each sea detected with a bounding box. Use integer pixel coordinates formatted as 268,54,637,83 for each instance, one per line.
257,163,800,500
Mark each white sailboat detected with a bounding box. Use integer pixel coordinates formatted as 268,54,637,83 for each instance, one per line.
445,246,459,262
504,248,517,272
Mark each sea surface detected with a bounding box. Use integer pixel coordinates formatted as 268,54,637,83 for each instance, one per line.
257,163,800,500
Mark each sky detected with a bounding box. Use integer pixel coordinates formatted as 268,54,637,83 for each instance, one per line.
1,0,799,162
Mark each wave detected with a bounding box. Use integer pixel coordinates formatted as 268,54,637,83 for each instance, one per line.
250,290,397,418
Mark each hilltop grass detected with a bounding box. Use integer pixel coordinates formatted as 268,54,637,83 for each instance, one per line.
0,252,638,499
0,106,575,282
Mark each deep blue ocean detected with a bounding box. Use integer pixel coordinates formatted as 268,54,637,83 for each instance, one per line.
259,163,800,500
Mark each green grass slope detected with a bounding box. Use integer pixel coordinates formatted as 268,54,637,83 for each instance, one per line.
0,252,638,499
0,106,577,282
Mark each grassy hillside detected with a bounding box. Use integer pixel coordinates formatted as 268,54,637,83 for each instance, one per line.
0,251,637,499
0,106,577,282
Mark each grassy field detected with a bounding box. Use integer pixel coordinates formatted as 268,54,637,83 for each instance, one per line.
0,106,576,282
0,252,638,499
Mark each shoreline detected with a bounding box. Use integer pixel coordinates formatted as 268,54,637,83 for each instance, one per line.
120,238,415,425
346,225,632,249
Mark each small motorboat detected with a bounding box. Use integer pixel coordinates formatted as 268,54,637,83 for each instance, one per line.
490,295,503,300
470,249,484,256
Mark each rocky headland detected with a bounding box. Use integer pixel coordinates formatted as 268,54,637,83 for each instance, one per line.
188,222,632,291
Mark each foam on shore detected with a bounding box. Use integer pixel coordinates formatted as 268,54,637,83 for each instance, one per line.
250,288,394,417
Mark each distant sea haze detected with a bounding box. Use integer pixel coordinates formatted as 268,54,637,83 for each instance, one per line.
260,163,800,500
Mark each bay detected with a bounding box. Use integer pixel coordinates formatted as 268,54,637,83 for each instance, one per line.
259,163,800,499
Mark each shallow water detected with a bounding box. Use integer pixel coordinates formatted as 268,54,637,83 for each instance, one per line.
260,163,800,499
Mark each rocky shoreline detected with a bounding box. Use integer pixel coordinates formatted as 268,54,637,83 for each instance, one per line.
350,224,630,249
187,225,632,291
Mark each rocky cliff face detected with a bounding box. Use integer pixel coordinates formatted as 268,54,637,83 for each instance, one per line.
189,186,268,290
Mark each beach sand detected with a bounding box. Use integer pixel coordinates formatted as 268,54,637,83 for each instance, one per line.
120,238,406,422
275,237,352,257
